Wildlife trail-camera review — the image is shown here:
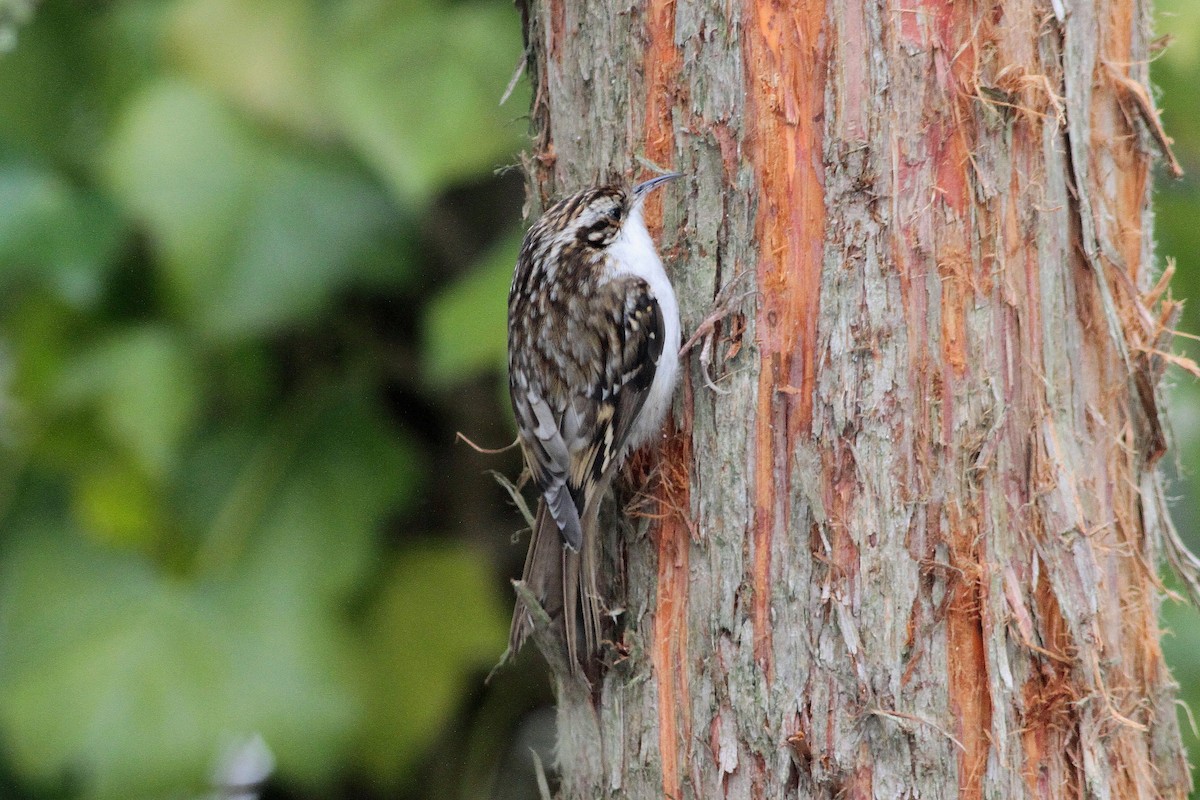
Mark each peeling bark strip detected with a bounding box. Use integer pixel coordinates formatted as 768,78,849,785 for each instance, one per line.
640,7,692,798
520,0,1194,797
743,0,828,683
643,0,681,174
650,428,692,800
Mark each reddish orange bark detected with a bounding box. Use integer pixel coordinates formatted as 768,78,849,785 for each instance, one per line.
743,0,828,686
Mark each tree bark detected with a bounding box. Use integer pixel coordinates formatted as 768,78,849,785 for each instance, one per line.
517,0,1195,797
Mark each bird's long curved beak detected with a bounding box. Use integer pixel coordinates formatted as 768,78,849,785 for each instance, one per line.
633,172,683,198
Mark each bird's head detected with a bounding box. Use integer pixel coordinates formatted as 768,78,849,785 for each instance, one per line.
545,173,682,251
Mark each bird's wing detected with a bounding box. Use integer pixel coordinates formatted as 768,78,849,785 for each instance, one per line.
565,276,664,501
510,275,664,550
517,389,584,549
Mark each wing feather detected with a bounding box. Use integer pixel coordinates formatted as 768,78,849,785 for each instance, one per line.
509,275,664,549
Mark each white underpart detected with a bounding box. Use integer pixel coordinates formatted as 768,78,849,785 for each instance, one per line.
605,201,680,450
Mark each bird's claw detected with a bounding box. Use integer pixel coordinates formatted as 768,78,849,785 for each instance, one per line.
680,272,756,394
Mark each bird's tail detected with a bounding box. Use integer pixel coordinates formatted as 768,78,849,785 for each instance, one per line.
508,502,604,675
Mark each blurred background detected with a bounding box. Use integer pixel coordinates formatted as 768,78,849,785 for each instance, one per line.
1153,3,1200,796
0,1,1196,798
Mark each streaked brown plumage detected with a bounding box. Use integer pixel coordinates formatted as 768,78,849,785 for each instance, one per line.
506,175,681,674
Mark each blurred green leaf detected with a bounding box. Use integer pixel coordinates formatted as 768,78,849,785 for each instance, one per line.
326,0,528,203
1162,587,1200,785
0,389,423,798
72,456,164,551
0,4,108,169
356,543,507,787
167,0,333,138
2,294,81,427
423,233,518,387
1157,0,1200,73
221,389,426,601
0,2,36,53
0,517,361,800
54,325,201,480
0,160,125,306
0,523,221,799
105,79,400,339
104,79,260,304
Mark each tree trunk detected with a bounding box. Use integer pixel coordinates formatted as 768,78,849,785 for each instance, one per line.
516,0,1195,797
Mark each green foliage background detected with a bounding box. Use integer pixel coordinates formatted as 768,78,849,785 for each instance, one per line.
0,1,534,798
1155,3,1200,794
0,1,1197,798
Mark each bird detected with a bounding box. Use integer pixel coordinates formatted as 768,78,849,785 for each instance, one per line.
506,173,682,674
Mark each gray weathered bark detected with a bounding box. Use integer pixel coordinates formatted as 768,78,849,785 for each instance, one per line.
516,0,1195,797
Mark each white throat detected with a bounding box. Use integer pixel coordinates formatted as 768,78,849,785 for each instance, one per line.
606,205,681,448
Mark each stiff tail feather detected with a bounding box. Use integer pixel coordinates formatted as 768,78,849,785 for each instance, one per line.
508,503,604,674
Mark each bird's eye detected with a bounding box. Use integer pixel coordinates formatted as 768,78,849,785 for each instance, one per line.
608,206,623,222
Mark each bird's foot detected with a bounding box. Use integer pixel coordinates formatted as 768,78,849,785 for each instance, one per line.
680,272,756,394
